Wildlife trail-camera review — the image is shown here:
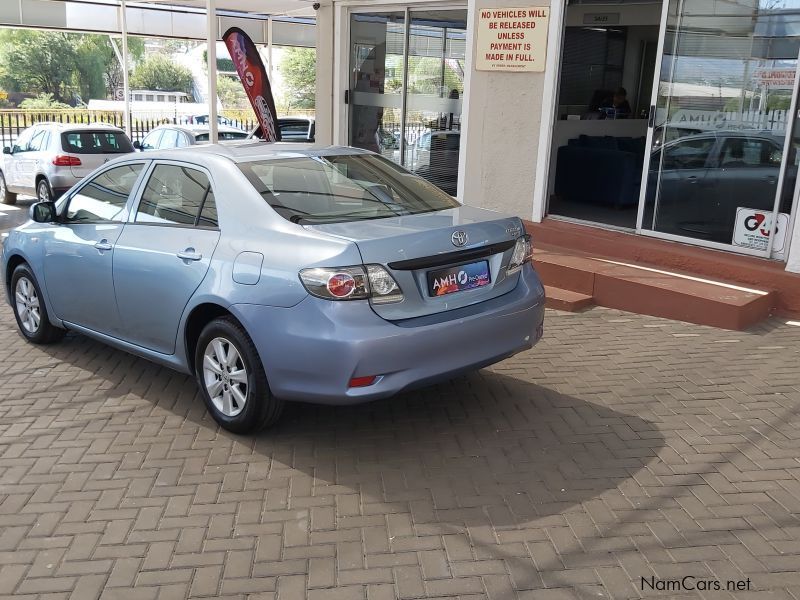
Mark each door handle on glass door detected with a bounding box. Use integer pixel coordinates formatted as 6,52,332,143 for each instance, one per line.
94,240,113,251
177,249,203,261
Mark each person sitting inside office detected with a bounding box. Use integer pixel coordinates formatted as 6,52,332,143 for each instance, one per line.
612,87,632,118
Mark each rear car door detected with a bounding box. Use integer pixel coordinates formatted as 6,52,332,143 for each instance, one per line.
42,162,147,335
113,162,221,354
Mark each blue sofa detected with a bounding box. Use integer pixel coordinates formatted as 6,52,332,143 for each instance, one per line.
554,135,646,208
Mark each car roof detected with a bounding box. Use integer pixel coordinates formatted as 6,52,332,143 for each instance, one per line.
150,124,245,135
132,141,369,164
33,122,125,133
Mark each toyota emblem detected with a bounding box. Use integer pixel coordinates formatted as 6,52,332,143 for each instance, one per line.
451,230,468,247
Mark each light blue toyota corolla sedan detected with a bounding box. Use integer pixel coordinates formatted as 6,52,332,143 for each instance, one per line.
1,142,545,432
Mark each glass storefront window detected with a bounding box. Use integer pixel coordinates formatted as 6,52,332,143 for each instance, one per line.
643,0,800,254
349,10,467,197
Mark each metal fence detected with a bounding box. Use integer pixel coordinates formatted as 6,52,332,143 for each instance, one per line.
0,109,313,148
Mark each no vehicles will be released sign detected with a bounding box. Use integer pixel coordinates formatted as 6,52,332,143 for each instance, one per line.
475,7,549,72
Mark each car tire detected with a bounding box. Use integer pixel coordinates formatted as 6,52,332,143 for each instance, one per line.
36,178,52,203
11,264,65,344
195,316,283,433
0,171,16,205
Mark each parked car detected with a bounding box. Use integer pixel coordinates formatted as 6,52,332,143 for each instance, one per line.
134,125,249,151
645,131,795,243
190,114,245,129
2,143,545,433
248,117,315,142
0,123,134,205
408,130,461,196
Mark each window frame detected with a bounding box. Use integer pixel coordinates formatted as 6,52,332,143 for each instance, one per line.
57,160,151,225
128,159,220,231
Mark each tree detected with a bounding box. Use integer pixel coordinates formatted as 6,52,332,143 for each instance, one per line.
19,93,71,110
130,54,194,94
217,75,249,109
280,48,316,110
0,29,146,104
74,35,144,101
0,29,78,103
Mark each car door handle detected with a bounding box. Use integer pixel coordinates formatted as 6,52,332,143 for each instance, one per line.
687,176,698,184
177,249,203,261
94,240,113,251
765,176,777,184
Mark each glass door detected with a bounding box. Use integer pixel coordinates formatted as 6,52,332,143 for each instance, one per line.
348,8,467,196
637,0,800,258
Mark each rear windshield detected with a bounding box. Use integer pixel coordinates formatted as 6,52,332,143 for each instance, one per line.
237,153,460,224
61,131,134,154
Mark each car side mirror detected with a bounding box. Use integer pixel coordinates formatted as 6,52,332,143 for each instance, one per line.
30,201,57,223
2,147,10,155
133,140,141,150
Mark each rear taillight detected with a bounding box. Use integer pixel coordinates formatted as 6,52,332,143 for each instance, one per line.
52,155,81,167
299,265,403,303
507,234,533,274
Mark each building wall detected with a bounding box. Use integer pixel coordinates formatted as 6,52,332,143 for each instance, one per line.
457,0,553,219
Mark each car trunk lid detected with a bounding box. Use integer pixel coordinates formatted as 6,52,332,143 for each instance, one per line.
307,206,526,321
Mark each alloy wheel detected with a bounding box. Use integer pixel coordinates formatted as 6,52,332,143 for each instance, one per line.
15,277,41,334
202,337,248,417
37,181,51,202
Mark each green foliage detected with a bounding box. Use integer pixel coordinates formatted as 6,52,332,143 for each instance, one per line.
130,54,194,94
0,29,146,104
0,29,78,103
19,93,71,110
217,75,249,109
202,50,236,73
280,47,316,110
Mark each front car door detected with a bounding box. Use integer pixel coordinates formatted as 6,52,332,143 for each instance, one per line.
21,129,49,195
42,162,147,334
644,135,717,238
6,127,36,190
113,162,221,354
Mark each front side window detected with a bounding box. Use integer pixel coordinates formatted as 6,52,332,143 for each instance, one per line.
65,163,144,223
238,153,459,224
12,128,35,153
136,164,217,227
661,137,716,170
140,130,162,151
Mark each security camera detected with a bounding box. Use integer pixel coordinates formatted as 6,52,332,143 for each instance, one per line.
313,2,320,9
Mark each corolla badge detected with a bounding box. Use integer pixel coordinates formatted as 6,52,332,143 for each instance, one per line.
451,230,468,247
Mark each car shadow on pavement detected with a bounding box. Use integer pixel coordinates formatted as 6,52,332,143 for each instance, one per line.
25,330,666,529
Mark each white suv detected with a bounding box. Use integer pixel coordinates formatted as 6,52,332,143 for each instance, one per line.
0,123,134,204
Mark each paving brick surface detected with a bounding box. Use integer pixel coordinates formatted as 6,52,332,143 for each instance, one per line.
2,207,800,598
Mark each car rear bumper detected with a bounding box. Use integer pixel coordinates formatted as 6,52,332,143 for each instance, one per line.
231,264,545,405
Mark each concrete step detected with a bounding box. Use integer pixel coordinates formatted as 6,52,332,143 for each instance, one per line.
526,218,800,316
534,248,776,330
544,286,594,312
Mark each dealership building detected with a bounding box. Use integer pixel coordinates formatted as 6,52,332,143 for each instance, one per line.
3,0,800,320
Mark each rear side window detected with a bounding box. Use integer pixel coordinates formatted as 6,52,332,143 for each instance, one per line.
158,129,179,149
136,164,217,227
61,131,134,154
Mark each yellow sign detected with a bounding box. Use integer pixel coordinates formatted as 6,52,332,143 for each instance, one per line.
475,7,549,72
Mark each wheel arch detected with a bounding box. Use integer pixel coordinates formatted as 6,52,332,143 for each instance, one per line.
183,302,241,374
